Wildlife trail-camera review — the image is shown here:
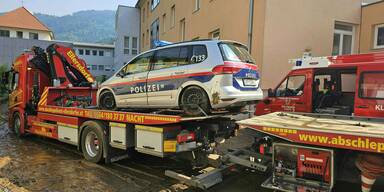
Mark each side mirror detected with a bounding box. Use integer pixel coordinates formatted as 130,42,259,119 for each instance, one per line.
1,71,9,84
117,70,125,78
267,88,275,97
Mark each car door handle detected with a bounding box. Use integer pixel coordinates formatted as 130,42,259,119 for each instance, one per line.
357,105,368,109
136,76,146,80
296,102,304,105
174,71,185,75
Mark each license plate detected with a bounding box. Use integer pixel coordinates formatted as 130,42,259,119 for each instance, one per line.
243,79,258,86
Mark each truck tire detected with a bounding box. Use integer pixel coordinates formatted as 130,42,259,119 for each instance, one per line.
180,86,211,116
11,112,22,137
81,121,106,163
99,91,117,111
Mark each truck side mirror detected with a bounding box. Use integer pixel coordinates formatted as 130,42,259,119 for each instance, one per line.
1,71,9,85
268,88,275,97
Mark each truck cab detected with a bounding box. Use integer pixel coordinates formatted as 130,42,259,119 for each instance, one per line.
255,53,384,118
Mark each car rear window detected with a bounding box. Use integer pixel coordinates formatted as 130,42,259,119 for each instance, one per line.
219,43,255,64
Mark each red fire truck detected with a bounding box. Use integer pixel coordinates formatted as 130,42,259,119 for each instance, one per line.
239,53,384,192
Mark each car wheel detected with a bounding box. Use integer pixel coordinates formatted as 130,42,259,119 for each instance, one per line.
81,121,105,163
180,86,211,116
11,112,22,137
99,91,117,111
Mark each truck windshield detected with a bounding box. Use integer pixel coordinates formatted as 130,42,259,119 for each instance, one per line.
219,43,255,64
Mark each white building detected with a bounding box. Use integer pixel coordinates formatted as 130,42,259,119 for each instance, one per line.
0,7,53,40
114,5,140,71
72,42,115,78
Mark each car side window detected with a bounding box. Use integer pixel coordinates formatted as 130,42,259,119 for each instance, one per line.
190,45,207,64
276,75,306,97
122,52,152,75
153,47,180,70
359,72,384,99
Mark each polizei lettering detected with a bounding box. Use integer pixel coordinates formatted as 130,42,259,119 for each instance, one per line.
130,84,164,94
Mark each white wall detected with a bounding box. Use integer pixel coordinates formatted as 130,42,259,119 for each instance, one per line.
114,6,140,71
0,27,52,40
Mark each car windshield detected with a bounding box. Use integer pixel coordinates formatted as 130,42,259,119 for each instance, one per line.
219,43,255,64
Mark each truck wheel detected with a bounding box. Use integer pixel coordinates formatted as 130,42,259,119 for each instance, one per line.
180,86,211,116
99,91,117,111
81,121,105,163
11,112,22,137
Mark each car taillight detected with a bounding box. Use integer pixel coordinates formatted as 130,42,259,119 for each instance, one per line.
177,131,196,143
212,61,257,75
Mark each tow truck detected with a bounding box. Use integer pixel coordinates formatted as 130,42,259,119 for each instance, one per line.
3,44,384,192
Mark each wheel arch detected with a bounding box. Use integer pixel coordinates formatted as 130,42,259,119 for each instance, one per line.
96,87,116,107
176,81,212,107
78,120,109,161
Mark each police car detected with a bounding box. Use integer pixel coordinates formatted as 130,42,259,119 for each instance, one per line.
97,39,263,116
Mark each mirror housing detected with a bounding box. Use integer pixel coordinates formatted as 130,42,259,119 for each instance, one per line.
267,88,275,97
117,70,125,78
1,71,9,85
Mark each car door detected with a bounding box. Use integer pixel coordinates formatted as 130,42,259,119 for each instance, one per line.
268,69,312,113
354,65,384,118
147,46,190,107
114,52,153,107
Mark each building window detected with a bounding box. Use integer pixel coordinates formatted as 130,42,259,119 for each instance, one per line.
146,29,150,45
132,37,138,55
85,50,90,55
194,0,200,12
180,19,185,41
124,36,130,54
98,65,104,71
162,14,166,33
16,31,23,38
142,33,145,49
210,29,220,40
99,50,104,56
79,49,84,55
147,2,150,17
150,19,160,48
91,65,97,70
374,24,384,49
29,32,39,40
142,8,146,23
151,0,160,10
92,50,97,56
332,23,354,56
171,5,176,28
105,66,111,71
0,30,10,37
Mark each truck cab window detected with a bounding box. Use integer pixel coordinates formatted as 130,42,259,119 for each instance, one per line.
11,72,19,91
276,75,305,97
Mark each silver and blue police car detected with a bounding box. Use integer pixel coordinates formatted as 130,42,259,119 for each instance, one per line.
97,40,263,116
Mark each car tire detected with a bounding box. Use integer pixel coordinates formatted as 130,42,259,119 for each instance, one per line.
99,91,117,111
11,112,22,137
180,86,211,116
81,121,105,163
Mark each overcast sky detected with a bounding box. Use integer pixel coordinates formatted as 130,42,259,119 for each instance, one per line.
0,0,138,16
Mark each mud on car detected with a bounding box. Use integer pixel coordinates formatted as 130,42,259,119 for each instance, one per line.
97,40,263,116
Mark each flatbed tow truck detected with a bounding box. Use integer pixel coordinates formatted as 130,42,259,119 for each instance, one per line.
3,44,384,192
